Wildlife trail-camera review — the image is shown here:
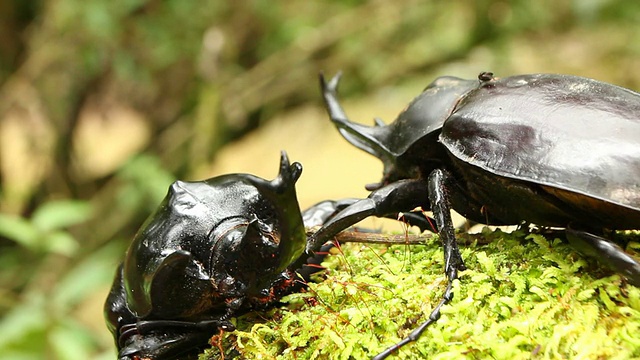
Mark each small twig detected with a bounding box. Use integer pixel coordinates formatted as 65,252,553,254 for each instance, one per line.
336,230,428,245
306,227,493,246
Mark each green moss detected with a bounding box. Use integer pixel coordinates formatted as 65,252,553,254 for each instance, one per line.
201,229,640,359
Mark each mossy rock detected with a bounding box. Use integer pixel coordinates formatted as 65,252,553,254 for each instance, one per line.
201,228,640,360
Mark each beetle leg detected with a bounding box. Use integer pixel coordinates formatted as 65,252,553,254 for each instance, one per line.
132,318,235,336
372,168,466,360
292,242,336,283
372,281,455,360
293,198,435,294
118,331,217,360
566,225,640,286
117,317,235,360
303,198,435,234
295,199,432,280
427,169,467,279
300,175,465,359
306,179,432,253
286,199,360,283
301,199,359,228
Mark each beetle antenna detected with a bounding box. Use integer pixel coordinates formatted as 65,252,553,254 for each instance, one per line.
372,281,455,360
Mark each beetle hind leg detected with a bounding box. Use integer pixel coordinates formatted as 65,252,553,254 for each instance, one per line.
566,225,640,286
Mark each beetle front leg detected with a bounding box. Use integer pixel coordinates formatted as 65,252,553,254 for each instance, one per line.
292,197,435,293
301,199,359,229
428,168,467,280
306,179,432,253
117,317,235,360
372,169,466,360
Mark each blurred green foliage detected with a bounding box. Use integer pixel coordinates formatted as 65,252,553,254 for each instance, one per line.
0,0,639,359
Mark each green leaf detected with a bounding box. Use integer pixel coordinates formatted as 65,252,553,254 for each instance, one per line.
326,329,345,349
43,231,79,256
52,242,122,311
0,214,39,249
50,320,96,360
0,295,47,350
31,200,92,232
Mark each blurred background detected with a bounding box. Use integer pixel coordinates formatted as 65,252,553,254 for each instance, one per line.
0,1,639,359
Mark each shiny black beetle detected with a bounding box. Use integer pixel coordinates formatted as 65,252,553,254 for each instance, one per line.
310,72,640,359
105,152,355,360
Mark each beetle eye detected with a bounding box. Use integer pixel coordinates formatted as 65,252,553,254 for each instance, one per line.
217,276,247,299
218,277,235,292
254,218,275,235
245,219,279,250
209,217,248,246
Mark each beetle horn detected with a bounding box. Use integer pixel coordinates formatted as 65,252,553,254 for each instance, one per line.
267,151,303,193
247,152,302,195
320,73,399,174
247,152,306,271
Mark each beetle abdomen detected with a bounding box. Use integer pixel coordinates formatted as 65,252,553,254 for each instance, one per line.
442,74,640,212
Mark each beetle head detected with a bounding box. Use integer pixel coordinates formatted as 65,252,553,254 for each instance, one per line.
112,152,306,358
201,151,307,301
121,152,305,317
322,73,478,189
220,151,307,285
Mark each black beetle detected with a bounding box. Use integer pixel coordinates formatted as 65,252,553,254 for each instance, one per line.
105,152,356,360
309,72,640,359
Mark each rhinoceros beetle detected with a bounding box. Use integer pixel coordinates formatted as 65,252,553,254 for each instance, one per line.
105,152,364,360
311,72,640,359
